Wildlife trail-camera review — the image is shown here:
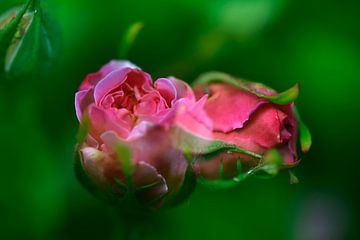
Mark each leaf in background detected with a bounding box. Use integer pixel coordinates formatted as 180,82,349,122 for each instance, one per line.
0,0,31,77
210,0,287,41
0,91,65,237
194,71,299,105
0,0,60,79
118,21,143,59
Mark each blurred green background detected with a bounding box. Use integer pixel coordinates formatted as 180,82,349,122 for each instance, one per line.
1,0,359,239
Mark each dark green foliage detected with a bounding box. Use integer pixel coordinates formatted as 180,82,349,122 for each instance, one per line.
0,0,59,80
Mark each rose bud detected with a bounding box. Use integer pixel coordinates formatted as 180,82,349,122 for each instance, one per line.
174,72,311,188
74,60,197,210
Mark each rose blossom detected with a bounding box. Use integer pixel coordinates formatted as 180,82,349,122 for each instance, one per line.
174,73,302,180
75,60,197,209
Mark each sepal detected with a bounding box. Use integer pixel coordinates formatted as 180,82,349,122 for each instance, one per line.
196,149,283,189
173,127,262,160
294,107,312,153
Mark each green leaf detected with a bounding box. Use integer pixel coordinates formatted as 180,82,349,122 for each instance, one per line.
194,71,299,105
0,0,32,77
294,107,312,153
0,0,59,78
118,21,143,59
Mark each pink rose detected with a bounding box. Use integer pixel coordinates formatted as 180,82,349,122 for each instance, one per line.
75,60,196,209
174,72,306,182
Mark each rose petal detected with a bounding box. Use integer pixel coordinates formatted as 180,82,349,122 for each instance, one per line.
187,94,213,130
278,104,298,160
80,146,127,195
94,68,153,105
176,103,214,140
88,105,130,140
203,83,267,133
127,121,153,141
79,72,102,91
133,162,168,205
154,78,177,107
100,130,123,150
80,147,107,182
133,161,168,191
135,93,160,116
219,104,288,149
94,68,131,105
75,89,94,120
79,61,138,91
167,77,195,103
99,60,138,76
110,108,134,130
131,126,188,197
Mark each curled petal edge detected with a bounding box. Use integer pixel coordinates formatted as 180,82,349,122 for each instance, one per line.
194,71,299,105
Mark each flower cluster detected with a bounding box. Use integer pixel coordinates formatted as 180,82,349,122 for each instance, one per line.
74,60,311,210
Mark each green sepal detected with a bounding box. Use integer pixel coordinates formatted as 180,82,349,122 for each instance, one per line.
289,170,299,184
194,71,299,105
76,113,90,145
197,149,283,189
102,136,152,210
173,127,262,161
253,149,283,178
166,165,197,207
113,141,133,178
197,159,244,189
118,21,143,59
294,107,312,153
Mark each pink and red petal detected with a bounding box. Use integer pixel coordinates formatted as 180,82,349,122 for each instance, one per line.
99,60,138,76
75,89,94,120
202,83,267,133
88,105,130,141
